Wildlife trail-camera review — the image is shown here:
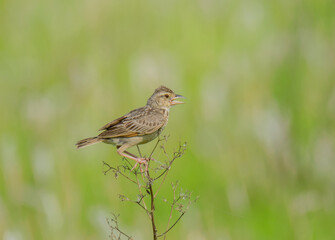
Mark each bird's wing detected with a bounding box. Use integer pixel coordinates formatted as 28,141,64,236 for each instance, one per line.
98,108,166,139
98,107,146,131
98,116,126,131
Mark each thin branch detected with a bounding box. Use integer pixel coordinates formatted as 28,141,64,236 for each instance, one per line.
104,137,192,240
107,214,133,240
153,168,169,181
137,145,142,158
154,169,170,199
153,144,185,196
161,181,185,239
132,200,149,213
135,171,149,214
157,212,185,238
103,161,137,185
149,137,162,159
149,178,157,240
122,157,140,173
163,203,175,240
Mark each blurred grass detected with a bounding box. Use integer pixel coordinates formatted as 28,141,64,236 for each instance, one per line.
1,0,335,239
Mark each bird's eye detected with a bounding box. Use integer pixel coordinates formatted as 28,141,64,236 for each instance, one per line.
164,94,169,98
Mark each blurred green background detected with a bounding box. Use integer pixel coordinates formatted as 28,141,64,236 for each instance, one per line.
1,0,335,239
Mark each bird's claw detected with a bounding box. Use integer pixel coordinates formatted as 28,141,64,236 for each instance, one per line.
130,158,153,172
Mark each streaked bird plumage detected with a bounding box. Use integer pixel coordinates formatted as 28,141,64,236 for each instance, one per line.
76,86,184,166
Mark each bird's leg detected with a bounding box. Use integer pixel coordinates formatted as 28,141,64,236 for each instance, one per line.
123,150,139,159
134,146,150,173
123,151,150,172
117,145,149,171
117,151,147,164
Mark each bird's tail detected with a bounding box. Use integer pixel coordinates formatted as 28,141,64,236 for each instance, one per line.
76,137,102,149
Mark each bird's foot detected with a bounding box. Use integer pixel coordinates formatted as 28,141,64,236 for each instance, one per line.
130,157,156,173
130,158,151,172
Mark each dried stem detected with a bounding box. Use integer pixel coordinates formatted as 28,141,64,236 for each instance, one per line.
104,136,196,240
148,176,157,239
103,161,137,185
158,212,185,238
107,213,133,240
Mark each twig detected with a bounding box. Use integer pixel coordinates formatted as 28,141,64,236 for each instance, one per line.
162,182,180,239
135,171,149,214
104,136,194,240
148,178,158,240
136,145,142,158
154,170,169,199
149,137,163,159
157,212,185,238
153,168,169,181
107,214,133,240
103,161,137,185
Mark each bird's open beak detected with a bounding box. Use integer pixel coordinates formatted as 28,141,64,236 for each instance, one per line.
171,94,185,105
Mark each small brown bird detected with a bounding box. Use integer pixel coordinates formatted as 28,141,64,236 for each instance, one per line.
76,86,184,166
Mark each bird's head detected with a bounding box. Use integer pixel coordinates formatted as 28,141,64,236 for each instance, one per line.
147,86,185,109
